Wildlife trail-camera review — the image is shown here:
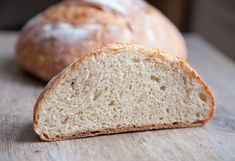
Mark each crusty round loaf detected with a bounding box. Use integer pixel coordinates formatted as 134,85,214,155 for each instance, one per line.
16,0,187,81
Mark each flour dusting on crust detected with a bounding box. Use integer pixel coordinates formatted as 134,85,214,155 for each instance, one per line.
23,16,101,44
82,0,145,15
84,0,126,14
41,23,101,43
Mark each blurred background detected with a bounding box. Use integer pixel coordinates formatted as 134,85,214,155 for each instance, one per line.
0,0,234,60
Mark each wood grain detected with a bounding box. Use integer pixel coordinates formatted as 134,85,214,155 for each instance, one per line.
0,32,234,161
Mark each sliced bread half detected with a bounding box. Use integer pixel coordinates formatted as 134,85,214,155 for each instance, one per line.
33,43,215,141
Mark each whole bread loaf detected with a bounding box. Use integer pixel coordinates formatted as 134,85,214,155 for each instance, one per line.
33,43,214,141
16,0,187,81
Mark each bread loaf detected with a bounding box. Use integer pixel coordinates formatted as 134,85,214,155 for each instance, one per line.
33,43,214,141
16,0,187,81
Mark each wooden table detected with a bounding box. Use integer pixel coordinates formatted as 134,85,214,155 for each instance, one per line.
0,32,234,161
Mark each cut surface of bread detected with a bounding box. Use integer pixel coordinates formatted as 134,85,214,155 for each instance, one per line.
33,44,214,141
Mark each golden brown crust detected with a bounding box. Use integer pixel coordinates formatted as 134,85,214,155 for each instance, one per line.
40,122,203,141
33,43,214,141
16,0,187,81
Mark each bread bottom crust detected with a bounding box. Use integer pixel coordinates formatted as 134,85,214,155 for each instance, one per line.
40,121,205,141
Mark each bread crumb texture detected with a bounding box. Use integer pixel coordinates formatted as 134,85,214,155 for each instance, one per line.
34,44,214,141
